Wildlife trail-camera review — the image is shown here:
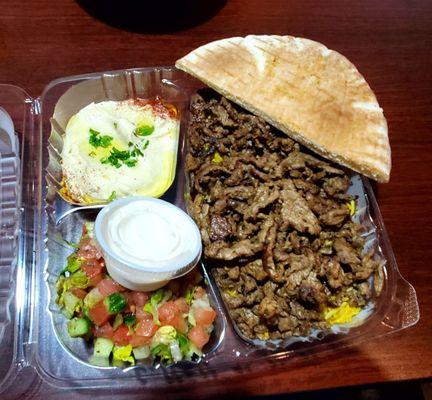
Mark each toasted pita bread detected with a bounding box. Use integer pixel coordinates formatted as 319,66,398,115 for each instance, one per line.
175,35,391,182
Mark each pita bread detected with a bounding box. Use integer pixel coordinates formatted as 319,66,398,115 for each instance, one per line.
175,35,391,182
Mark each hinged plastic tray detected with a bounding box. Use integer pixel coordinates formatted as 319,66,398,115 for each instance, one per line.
0,67,420,394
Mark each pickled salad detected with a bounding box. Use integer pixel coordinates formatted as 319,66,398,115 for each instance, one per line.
56,223,217,367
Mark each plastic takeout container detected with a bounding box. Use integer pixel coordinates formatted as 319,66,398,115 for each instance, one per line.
95,196,202,291
0,67,420,394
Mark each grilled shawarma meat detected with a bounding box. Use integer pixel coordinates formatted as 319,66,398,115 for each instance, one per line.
186,90,383,341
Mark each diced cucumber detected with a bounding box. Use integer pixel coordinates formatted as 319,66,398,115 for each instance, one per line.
64,291,81,317
133,345,150,360
93,338,114,358
113,314,123,331
84,287,104,309
89,355,110,367
67,317,90,337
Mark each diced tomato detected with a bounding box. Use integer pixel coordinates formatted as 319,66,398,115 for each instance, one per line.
174,298,189,314
158,301,176,325
188,325,210,349
135,318,158,338
170,314,188,333
70,287,87,299
90,273,103,286
194,287,206,299
130,291,149,307
94,322,114,339
77,236,103,260
97,278,124,297
112,324,130,346
81,258,104,279
89,301,110,326
129,334,151,348
135,307,153,321
194,307,216,327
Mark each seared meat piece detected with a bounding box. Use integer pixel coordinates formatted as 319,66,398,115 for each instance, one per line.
299,274,328,305
355,251,379,280
334,238,360,266
276,151,306,177
323,176,350,196
319,206,350,227
187,91,383,341
227,266,240,280
258,296,280,319
243,259,268,281
209,215,233,241
321,257,344,289
279,180,321,235
206,239,263,260
244,185,280,221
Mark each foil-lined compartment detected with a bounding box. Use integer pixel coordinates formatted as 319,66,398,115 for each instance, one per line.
46,68,192,206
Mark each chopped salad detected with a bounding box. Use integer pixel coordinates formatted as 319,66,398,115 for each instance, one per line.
56,223,217,367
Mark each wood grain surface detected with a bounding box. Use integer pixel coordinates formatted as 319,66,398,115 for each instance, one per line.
0,0,431,398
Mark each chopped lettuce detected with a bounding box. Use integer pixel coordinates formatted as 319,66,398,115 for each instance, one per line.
113,345,135,366
70,270,90,289
150,343,173,364
133,345,150,360
84,221,94,238
185,286,196,305
62,291,82,318
63,255,83,275
143,288,169,325
152,325,177,346
56,276,72,306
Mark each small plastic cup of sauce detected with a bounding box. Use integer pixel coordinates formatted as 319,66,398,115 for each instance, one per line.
94,197,202,291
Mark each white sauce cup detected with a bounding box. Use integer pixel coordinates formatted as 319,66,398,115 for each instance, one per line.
94,196,202,291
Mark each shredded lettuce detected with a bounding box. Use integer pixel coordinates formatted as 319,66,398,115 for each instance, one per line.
113,345,135,366
152,325,177,346
143,289,168,325
66,255,83,274
70,270,90,289
56,276,72,306
133,345,150,360
185,286,195,305
150,343,173,364
84,222,94,238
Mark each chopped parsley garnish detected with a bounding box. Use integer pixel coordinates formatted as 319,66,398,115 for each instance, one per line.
99,142,145,169
107,191,117,202
101,147,132,168
143,140,150,150
89,128,113,148
113,122,118,129
134,125,154,137
88,151,96,157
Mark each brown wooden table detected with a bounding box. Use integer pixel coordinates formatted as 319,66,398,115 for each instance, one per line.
1,0,431,398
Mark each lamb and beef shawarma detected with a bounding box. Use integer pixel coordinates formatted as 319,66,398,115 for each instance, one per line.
186,90,384,341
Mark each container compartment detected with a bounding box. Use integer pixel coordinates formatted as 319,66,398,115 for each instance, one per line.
0,68,420,392
45,207,226,369
35,68,229,387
